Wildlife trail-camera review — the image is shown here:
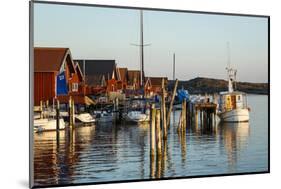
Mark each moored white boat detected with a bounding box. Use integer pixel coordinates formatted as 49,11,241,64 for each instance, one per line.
218,108,249,122
217,45,250,123
125,111,150,123
75,113,95,123
34,118,65,132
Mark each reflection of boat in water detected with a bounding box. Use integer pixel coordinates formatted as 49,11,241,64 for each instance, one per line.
125,110,150,123
222,122,250,139
217,46,250,122
75,113,95,123
34,118,65,132
220,121,250,171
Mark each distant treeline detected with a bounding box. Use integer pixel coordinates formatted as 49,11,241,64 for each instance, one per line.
168,77,268,95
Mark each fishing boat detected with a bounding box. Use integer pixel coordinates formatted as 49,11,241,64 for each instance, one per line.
75,113,95,124
34,118,65,132
217,64,250,122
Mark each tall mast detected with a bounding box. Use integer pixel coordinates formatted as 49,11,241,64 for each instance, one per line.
173,53,176,81
140,10,144,88
131,10,150,89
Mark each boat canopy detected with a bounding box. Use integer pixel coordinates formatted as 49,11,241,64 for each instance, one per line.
177,89,189,103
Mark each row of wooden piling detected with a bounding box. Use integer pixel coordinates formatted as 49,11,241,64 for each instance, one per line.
39,96,76,131
150,79,182,159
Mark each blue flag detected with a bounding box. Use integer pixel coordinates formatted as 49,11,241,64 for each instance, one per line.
56,71,68,95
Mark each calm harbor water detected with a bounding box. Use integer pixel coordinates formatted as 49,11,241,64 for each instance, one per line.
33,95,268,186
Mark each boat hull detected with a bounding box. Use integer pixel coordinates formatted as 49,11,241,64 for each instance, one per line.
75,113,95,123
218,108,249,122
34,118,65,132
125,111,150,123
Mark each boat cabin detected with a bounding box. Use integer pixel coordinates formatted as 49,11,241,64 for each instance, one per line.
219,91,247,112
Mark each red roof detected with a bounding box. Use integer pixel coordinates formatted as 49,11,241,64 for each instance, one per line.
34,47,69,72
127,70,140,85
75,62,84,82
146,77,168,87
118,68,128,82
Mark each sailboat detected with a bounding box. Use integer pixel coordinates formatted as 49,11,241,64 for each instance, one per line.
217,44,250,122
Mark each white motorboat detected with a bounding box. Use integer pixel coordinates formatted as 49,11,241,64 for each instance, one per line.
126,110,150,123
75,113,95,123
217,47,250,122
34,118,65,132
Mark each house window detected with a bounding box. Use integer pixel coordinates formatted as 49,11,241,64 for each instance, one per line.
72,83,78,92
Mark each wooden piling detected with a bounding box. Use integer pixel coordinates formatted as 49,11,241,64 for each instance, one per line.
161,78,167,140
186,101,190,126
40,100,43,118
150,104,156,179
69,97,74,128
46,100,49,109
72,98,75,128
200,110,203,127
156,109,162,157
177,111,182,133
56,99,60,146
182,99,187,131
167,79,178,127
195,108,198,129
56,99,60,130
150,105,156,159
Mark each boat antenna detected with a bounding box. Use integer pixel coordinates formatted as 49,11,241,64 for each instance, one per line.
227,41,231,69
226,42,236,92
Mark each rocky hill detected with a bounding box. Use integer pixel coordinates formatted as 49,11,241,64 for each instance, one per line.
168,77,268,94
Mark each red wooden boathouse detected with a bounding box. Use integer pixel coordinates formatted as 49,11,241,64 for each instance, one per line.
34,47,86,106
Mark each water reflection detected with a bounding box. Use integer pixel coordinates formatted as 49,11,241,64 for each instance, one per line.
34,96,268,187
219,122,250,172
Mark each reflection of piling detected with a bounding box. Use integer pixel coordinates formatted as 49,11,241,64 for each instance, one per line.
150,153,156,179
162,139,167,176
156,109,162,157
167,79,178,128
156,152,162,179
180,127,186,163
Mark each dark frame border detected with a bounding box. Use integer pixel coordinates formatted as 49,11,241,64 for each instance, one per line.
29,0,270,188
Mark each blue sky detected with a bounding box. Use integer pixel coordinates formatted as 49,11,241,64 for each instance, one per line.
34,3,268,83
